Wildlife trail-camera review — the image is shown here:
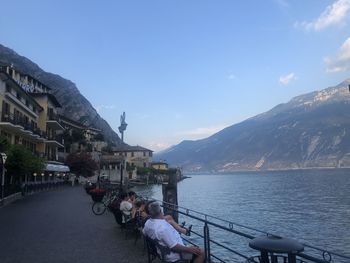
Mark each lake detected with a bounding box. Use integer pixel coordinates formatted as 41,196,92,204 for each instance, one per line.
133,169,350,262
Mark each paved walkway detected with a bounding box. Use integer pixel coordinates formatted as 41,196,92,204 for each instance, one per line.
0,186,149,263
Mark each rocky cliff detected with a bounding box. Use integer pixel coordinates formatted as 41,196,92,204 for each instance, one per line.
0,44,121,144
156,79,350,172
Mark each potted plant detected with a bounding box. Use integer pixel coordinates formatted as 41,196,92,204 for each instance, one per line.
84,181,95,194
89,188,106,202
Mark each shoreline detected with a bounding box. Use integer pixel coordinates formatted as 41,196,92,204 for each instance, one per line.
185,166,350,175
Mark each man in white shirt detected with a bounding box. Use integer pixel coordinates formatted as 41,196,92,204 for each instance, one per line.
119,192,133,222
143,202,204,263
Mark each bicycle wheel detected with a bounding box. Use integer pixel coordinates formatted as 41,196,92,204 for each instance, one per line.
92,202,107,215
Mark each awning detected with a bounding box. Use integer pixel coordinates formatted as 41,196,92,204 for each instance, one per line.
44,163,70,172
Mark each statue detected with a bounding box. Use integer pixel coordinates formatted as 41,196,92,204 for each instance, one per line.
118,111,127,141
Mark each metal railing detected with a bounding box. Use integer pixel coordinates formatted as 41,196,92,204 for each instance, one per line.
149,199,350,263
0,112,46,138
47,112,60,122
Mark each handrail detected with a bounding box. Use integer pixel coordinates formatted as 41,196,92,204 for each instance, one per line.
146,198,350,263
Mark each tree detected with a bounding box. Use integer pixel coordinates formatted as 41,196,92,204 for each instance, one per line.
94,133,104,141
0,135,10,152
66,152,98,178
6,145,45,182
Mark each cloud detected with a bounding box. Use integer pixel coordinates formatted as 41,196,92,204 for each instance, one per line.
146,142,172,152
295,0,350,31
178,124,227,139
325,37,350,72
279,73,297,85
95,105,116,112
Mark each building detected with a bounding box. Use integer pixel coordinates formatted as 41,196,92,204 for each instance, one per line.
111,145,153,168
59,114,105,153
0,64,68,179
29,92,64,160
151,161,169,170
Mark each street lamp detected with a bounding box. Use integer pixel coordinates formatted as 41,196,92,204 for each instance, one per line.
118,112,127,190
1,153,7,200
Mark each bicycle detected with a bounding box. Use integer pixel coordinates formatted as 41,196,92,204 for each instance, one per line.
92,189,119,215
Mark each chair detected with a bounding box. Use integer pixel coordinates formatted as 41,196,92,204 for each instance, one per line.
144,236,191,263
122,214,140,241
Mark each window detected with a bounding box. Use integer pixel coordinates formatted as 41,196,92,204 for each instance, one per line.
143,162,147,168
149,152,153,157
131,152,134,157
143,151,146,157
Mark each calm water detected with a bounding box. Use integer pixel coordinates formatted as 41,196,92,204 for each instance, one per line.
134,169,350,262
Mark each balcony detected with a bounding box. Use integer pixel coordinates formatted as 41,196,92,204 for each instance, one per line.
4,90,38,117
47,112,64,131
45,134,64,148
0,112,46,142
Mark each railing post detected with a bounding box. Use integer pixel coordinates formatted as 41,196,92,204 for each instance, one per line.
204,222,211,263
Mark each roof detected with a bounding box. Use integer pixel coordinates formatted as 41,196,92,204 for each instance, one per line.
29,92,61,107
100,155,124,164
0,70,44,112
0,63,51,90
59,115,100,132
111,144,153,152
44,161,70,172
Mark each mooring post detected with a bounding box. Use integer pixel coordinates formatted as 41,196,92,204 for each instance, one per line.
162,173,178,222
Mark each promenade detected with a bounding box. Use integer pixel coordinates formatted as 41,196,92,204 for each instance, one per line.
0,186,148,263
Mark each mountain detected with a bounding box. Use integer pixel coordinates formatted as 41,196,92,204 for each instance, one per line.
0,44,121,144
156,79,350,172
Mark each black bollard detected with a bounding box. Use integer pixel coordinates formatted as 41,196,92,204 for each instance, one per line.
162,173,178,222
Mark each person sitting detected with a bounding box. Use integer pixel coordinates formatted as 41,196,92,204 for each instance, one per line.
144,200,191,236
128,191,137,203
119,192,133,222
143,202,204,263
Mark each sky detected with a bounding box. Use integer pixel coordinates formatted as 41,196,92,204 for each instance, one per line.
1,0,350,152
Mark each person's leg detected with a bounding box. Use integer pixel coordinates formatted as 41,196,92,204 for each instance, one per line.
192,248,205,263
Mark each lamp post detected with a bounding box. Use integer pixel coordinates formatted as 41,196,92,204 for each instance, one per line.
118,112,127,190
97,151,101,188
1,153,7,201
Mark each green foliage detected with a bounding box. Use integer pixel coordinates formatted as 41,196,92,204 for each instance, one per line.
94,133,104,141
66,152,98,178
136,167,178,176
86,143,93,152
0,135,10,152
72,129,85,142
6,145,45,178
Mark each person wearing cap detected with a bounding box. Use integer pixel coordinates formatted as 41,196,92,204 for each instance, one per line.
143,202,205,263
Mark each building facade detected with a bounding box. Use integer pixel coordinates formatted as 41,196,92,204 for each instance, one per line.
0,65,65,159
111,145,153,169
151,161,169,170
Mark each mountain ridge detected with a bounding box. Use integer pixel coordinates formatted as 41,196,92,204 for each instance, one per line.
156,79,350,172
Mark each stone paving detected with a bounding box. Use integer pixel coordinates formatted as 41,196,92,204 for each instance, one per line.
0,186,151,263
